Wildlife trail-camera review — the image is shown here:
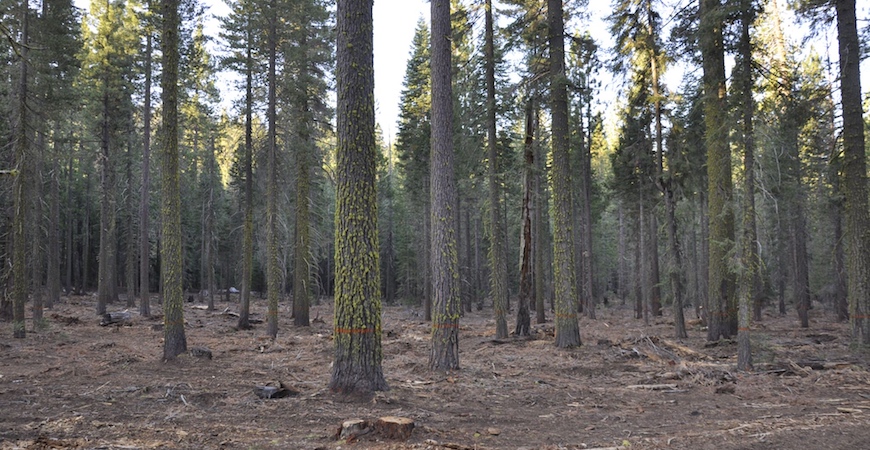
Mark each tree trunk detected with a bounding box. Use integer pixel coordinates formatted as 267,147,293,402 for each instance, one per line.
64,155,73,296
203,137,216,311
701,0,735,341
140,5,153,317
330,0,388,394
534,122,546,324
549,0,580,348
736,1,756,370
32,132,45,327
161,0,187,360
12,1,29,338
238,21,255,330
125,153,137,308
836,0,870,344
47,143,61,309
516,98,534,336
484,0,508,339
266,3,280,340
96,85,118,316
293,106,311,327
429,0,461,370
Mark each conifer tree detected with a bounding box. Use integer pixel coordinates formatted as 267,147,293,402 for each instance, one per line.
329,0,388,394
549,0,580,348
429,0,461,369
161,0,187,360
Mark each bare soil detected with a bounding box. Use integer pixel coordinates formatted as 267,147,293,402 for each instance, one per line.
2,295,869,449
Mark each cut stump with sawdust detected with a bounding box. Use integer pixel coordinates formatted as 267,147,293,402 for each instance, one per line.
375,416,415,440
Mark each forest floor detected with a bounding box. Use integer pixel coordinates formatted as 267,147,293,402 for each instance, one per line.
2,294,870,450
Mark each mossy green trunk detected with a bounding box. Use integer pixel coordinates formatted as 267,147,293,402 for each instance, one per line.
701,0,736,341
549,0,580,348
429,0,461,370
836,0,870,344
329,0,388,394
161,0,187,360
484,0,508,339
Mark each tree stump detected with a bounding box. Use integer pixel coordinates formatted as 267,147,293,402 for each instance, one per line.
375,416,415,440
335,419,370,442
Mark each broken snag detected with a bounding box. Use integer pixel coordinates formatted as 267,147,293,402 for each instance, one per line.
375,416,415,440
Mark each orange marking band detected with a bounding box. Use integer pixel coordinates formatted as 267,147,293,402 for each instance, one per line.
334,327,375,334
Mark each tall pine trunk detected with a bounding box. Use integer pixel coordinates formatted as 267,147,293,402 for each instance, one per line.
549,0,580,347
330,0,388,393
484,0,508,339
736,1,756,369
266,4,280,340
701,0,736,341
429,0,461,370
140,3,153,317
836,0,870,344
161,0,187,360
12,1,29,338
238,21,255,330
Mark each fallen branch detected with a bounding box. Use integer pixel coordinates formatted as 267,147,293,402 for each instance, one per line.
626,384,678,391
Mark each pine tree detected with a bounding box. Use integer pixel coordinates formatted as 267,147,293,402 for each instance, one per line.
484,0,508,339
429,0,461,369
329,0,388,394
549,0,580,348
161,0,187,360
79,0,139,316
700,0,736,341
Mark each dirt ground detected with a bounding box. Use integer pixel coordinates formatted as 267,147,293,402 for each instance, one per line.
2,294,869,450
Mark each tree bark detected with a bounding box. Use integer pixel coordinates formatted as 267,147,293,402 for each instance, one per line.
12,1,29,338
701,0,736,341
484,0,508,339
549,0,580,348
516,98,534,336
238,18,255,330
429,0,461,370
139,2,153,317
836,0,870,344
329,0,388,394
736,1,756,370
266,2,280,340
161,0,187,360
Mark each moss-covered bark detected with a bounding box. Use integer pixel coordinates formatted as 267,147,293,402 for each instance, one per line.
701,0,736,341
429,0,461,370
835,0,870,345
161,0,187,360
549,0,580,348
329,0,388,394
